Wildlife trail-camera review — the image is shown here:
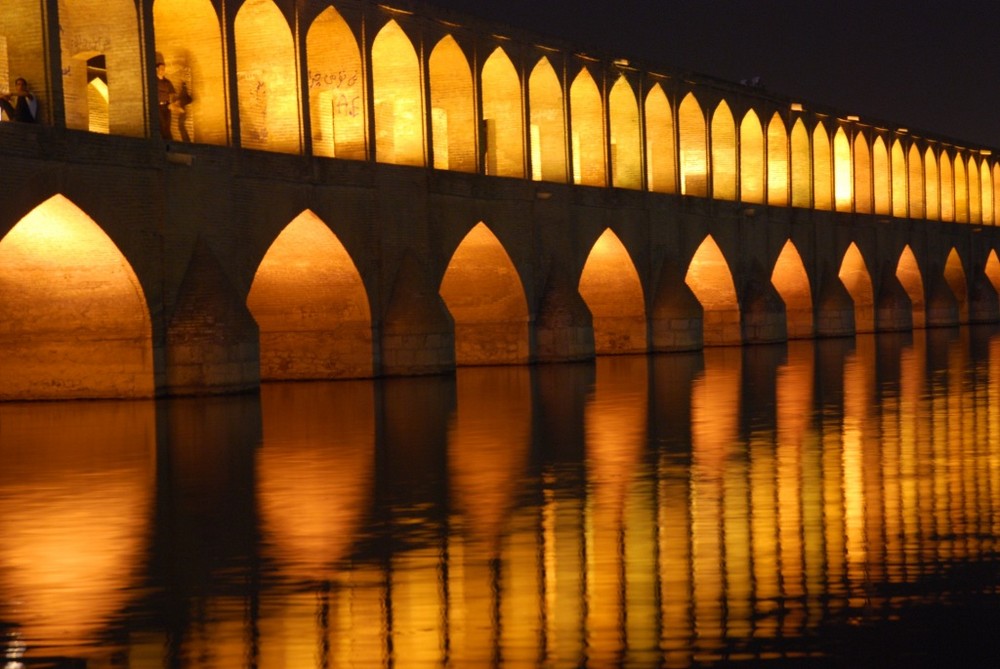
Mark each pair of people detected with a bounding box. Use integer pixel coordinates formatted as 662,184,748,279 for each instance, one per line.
0,78,38,123
156,60,192,141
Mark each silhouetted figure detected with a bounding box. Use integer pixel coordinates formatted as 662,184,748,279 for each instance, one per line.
156,60,176,140
0,77,38,122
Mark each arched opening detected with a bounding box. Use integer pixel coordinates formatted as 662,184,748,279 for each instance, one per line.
739,109,764,204
980,160,993,225
968,156,982,223
686,236,740,345
896,246,925,328
439,222,529,365
85,55,109,133
61,0,144,136
954,154,968,222
925,147,940,220
944,248,969,322
891,140,907,218
834,127,852,211
985,250,1000,294
838,242,874,333
372,20,423,166
994,164,1000,225
813,122,832,210
790,119,810,207
0,3,47,123
678,92,707,196
872,137,889,215
853,133,871,214
0,195,154,399
908,144,924,219
771,240,813,338
481,47,523,178
306,5,365,159
712,101,736,201
235,0,300,154
609,75,641,189
154,0,227,146
429,35,474,172
767,112,788,206
645,83,675,193
579,229,647,354
247,210,373,379
570,67,604,186
940,151,955,221
528,57,566,183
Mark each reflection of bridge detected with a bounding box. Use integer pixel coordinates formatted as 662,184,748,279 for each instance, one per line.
2,0,1000,399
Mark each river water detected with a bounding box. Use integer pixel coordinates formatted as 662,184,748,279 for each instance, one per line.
1,327,999,668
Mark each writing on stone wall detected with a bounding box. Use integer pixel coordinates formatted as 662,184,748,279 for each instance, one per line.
237,71,269,142
309,69,361,117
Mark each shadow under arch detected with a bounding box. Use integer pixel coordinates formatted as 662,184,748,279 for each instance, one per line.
439,222,529,365
944,248,969,323
896,245,926,328
247,210,373,380
579,228,647,354
0,195,154,399
686,235,741,345
771,239,813,338
838,242,875,333
985,250,1000,295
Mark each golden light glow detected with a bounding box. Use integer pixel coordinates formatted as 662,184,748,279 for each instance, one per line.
739,109,764,204
943,248,968,321
609,75,641,189
570,67,604,186
954,154,968,222
0,195,154,399
529,57,566,182
790,119,810,207
307,6,366,159
872,137,889,215
896,245,925,328
771,240,813,338
853,133,872,214
984,250,1000,294
247,210,373,379
834,128,852,210
994,163,1000,224
645,83,675,193
430,35,475,172
909,144,925,219
968,156,982,223
767,112,788,205
891,139,907,217
925,147,940,220
439,222,529,364
941,151,955,221
980,160,993,224
678,93,708,196
578,228,647,353
813,122,833,210
838,242,874,332
372,20,424,166
711,101,736,200
482,47,524,177
686,235,741,344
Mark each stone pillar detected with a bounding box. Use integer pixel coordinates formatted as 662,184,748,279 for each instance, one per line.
924,275,960,327
650,264,703,351
814,269,856,337
875,273,914,332
739,270,787,344
533,268,595,362
968,272,1000,323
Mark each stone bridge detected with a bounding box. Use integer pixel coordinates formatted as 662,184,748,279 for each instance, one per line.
1,0,999,399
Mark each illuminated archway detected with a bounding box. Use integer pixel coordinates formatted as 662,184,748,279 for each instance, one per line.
985,250,1000,294
853,133,871,214
908,144,924,219
579,229,647,354
247,210,373,379
739,109,764,204
896,246,925,328
0,195,154,399
980,160,993,225
429,35,474,172
235,0,300,153
679,93,707,196
712,101,736,200
86,69,109,133
570,67,604,186
439,223,529,365
0,4,46,123
482,47,523,178
891,140,907,218
790,119,810,207
834,127,851,211
771,240,813,338
813,122,832,210
645,83,675,193
307,5,365,159
154,0,227,146
767,112,788,206
994,164,1000,225
925,147,940,220
609,76,641,189
944,248,969,322
686,236,740,345
528,57,566,182
968,156,981,223
953,154,968,222
372,20,424,166
872,137,889,215
838,243,874,333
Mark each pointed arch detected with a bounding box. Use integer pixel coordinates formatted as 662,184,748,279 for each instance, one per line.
0,195,154,399
940,151,955,221
739,109,764,204
944,248,968,321
954,154,968,222
579,229,647,353
686,236,740,345
985,250,1000,294
968,156,982,223
307,5,365,160
767,112,788,206
980,160,993,225
896,246,925,328
853,133,871,214
154,0,227,145
994,163,1000,225
891,139,907,218
429,35,475,172
235,0,300,153
790,119,810,207
609,76,641,189
372,20,424,166
813,122,832,210
925,147,940,220
908,144,924,219
712,101,736,201
645,83,675,193
439,223,529,365
570,67,604,186
679,92,707,196
529,57,566,183
834,127,852,211
838,243,874,332
482,47,523,178
771,240,813,338
872,136,890,215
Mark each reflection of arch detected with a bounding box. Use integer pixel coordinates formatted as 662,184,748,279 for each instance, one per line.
712,101,736,200
838,242,874,333
430,35,475,172
739,109,763,204
872,136,889,215
985,250,1000,295
679,93,707,196
307,5,365,159
235,0,301,153
813,122,832,210
686,236,740,345
853,133,871,214
896,246,925,328
372,20,423,166
908,144,924,219
925,147,940,220
790,119,810,207
0,195,154,398
439,222,529,365
247,210,373,379
609,76,641,189
834,128,851,211
481,47,523,177
767,113,788,206
645,84,675,193
771,240,813,338
570,67,604,186
891,140,906,218
944,248,969,321
579,229,647,354
529,57,566,182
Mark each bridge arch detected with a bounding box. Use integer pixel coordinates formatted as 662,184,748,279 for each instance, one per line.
306,5,365,160
771,240,813,338
790,118,809,207
896,245,926,328
645,83,675,194
686,235,740,345
740,109,764,204
712,100,737,200
968,156,981,223
853,132,871,214
482,47,523,178
579,228,647,354
678,92,707,196
873,136,889,215
439,222,529,365
247,210,373,380
528,56,566,183
838,242,875,333
813,122,833,210
979,160,993,224
909,144,925,219
429,34,475,172
954,153,969,222
985,251,1000,295
834,127,851,211
926,146,940,220
570,66,604,186
944,248,969,322
767,112,788,206
372,19,424,166
941,150,955,221
609,75,641,189
891,139,907,218
0,195,154,399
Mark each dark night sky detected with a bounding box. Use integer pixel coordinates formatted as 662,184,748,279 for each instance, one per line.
423,0,1000,149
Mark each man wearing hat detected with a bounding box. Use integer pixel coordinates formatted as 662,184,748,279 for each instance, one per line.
156,55,176,140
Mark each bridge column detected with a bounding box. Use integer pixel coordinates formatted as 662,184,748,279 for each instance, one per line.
875,272,914,332
533,269,595,362
814,268,856,337
650,264,702,352
379,254,455,375
924,275,960,327
968,272,1000,323
739,268,787,344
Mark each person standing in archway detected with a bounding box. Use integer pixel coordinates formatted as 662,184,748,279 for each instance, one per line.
156,59,176,140
0,78,38,122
